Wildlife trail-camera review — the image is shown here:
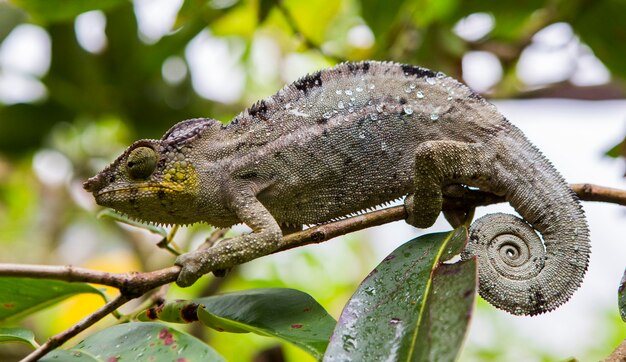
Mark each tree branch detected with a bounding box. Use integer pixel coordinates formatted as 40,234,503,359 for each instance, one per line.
2,183,624,288
571,183,626,206
2,182,624,360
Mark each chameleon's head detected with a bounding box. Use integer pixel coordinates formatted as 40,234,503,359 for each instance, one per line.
83,119,216,225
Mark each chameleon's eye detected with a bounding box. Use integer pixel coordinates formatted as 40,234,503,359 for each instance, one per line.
126,146,158,180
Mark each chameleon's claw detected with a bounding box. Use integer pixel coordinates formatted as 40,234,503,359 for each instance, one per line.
442,206,475,228
404,194,417,226
212,268,229,277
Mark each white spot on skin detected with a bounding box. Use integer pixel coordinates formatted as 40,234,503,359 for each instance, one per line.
289,108,309,117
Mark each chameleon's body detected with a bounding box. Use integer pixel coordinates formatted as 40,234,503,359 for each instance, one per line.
84,61,590,316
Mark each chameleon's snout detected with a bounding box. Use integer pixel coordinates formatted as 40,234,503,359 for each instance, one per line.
83,175,103,193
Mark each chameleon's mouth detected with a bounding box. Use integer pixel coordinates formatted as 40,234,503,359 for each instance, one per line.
87,183,183,209
94,184,182,197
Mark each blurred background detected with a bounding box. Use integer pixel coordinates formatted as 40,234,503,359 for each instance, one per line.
0,0,625,361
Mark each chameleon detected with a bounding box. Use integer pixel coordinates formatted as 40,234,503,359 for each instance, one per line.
83,61,590,316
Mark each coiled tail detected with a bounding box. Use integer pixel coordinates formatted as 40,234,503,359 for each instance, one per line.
461,126,590,315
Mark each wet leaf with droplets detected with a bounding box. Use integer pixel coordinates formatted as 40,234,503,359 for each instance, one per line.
323,227,476,361
195,288,335,359
39,322,225,361
140,288,336,360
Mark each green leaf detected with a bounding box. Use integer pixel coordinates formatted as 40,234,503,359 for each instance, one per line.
412,258,476,359
0,327,38,348
619,268,626,322
324,227,476,361
40,322,225,361
606,139,624,159
282,0,342,44
211,0,258,38
142,288,336,359
9,0,126,23
0,277,105,322
196,288,336,359
39,350,96,361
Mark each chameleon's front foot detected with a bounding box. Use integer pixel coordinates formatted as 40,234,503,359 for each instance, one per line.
175,250,212,287
174,225,283,287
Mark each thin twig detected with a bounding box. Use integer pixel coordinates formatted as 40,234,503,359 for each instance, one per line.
21,295,130,362
199,228,228,250
117,285,170,323
571,183,626,206
0,264,133,289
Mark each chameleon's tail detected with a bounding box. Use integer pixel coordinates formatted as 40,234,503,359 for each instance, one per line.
462,125,590,316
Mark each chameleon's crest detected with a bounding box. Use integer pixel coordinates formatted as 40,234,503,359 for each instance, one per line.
162,118,217,141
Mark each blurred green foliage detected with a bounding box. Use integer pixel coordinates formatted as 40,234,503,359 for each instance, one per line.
1,0,624,155
0,0,625,361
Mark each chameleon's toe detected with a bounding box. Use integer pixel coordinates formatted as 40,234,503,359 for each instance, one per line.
442,206,475,228
404,193,441,229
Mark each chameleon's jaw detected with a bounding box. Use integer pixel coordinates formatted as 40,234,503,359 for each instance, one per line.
86,181,198,225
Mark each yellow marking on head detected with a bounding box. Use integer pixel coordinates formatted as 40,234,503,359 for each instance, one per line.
163,162,199,191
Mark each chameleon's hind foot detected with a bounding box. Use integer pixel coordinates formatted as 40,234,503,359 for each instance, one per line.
404,193,441,229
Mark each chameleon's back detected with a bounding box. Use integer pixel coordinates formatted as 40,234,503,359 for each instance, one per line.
222,61,506,224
